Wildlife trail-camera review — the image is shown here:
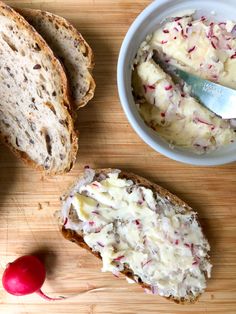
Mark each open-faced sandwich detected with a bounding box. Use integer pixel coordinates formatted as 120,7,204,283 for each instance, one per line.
60,167,212,303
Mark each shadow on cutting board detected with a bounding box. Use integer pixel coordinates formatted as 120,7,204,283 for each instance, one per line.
0,144,17,207
30,247,58,279
73,28,117,151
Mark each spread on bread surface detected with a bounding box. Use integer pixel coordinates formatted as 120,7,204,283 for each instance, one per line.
62,168,212,299
132,13,236,153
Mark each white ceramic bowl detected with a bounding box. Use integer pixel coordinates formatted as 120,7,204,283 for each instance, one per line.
117,0,236,166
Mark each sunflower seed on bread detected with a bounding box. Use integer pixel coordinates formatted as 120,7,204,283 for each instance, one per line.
0,1,78,175
18,8,95,109
60,168,212,303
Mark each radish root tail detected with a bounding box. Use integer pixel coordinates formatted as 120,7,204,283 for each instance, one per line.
36,289,66,301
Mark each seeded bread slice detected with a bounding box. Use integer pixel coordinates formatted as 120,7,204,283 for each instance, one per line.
18,8,95,110
60,168,211,304
0,1,78,175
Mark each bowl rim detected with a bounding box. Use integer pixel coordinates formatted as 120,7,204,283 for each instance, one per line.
117,0,236,166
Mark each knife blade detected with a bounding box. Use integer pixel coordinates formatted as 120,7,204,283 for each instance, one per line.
174,68,236,119
152,53,236,119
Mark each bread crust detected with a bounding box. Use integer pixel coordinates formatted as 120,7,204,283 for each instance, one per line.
61,169,208,304
18,8,96,110
0,1,78,175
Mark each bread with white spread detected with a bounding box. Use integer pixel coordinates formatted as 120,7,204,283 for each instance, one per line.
18,8,95,110
0,1,78,175
60,168,212,304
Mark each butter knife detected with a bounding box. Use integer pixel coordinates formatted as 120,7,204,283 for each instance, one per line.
174,68,236,119
153,53,236,119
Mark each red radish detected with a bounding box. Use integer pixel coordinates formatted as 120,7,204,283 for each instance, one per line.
230,52,236,59
135,219,141,225
2,255,64,301
188,46,196,53
207,23,214,38
142,259,152,267
97,241,104,248
211,41,217,49
164,85,173,91
174,17,182,22
113,255,125,262
63,217,68,226
147,85,155,90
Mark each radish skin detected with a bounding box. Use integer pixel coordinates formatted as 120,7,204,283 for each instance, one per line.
2,255,65,301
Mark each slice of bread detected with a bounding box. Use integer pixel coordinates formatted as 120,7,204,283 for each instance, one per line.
18,8,95,109
0,1,78,175
60,168,212,304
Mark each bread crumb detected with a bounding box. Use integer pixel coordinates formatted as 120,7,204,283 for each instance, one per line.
38,201,50,210
38,203,43,210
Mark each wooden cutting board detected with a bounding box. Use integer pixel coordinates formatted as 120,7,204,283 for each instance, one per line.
0,1,236,313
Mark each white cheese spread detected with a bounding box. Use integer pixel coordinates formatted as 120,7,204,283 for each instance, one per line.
132,14,236,152
62,169,212,299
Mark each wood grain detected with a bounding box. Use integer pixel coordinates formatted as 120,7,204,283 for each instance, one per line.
0,1,236,313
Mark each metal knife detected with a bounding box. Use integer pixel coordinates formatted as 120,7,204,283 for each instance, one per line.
152,54,236,119
174,67,236,119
